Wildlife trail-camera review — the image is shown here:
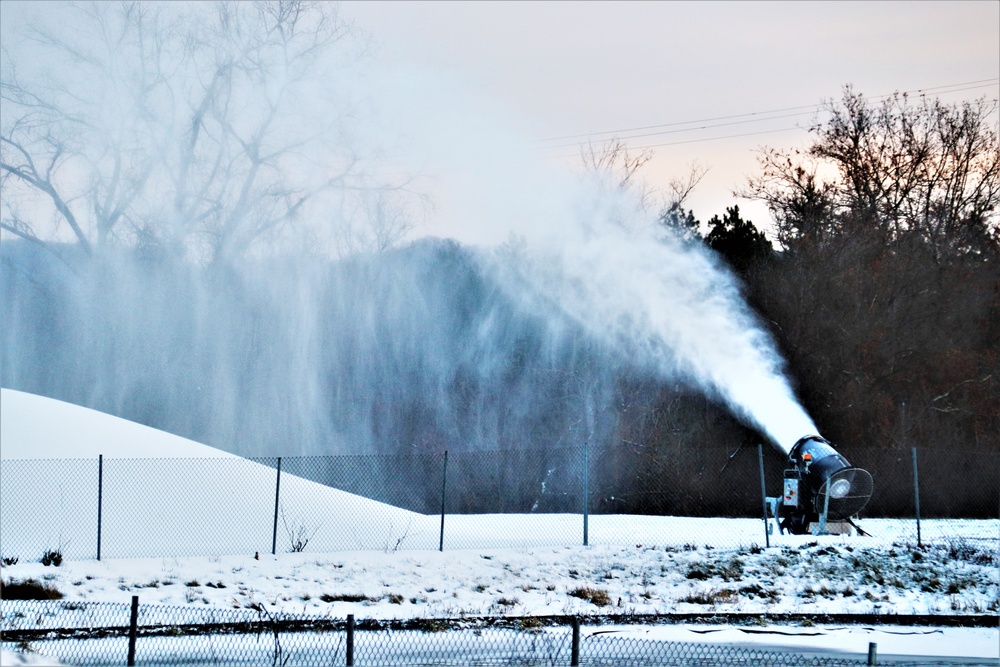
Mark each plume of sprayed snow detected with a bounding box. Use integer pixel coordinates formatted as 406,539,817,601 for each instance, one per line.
488,174,816,454
359,56,819,454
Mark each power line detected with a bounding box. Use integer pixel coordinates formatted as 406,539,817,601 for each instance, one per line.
541,126,806,161
533,105,818,144
537,85,999,160
630,125,806,151
541,95,999,162
535,78,999,144
541,111,814,152
533,78,1000,147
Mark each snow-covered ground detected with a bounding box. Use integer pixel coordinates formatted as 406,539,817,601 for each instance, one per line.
2,389,998,664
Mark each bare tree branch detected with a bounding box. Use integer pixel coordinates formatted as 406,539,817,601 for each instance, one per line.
1,1,407,263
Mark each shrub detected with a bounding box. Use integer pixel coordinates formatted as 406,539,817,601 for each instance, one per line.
41,549,63,567
685,563,713,580
739,583,780,601
319,593,371,603
410,618,449,632
718,557,744,581
680,588,736,605
685,558,743,581
1,556,18,566
944,540,997,567
518,616,543,631
568,587,611,607
1,578,64,600
281,510,320,553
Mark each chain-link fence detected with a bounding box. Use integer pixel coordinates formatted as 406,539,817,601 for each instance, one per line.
2,598,946,666
1,444,997,562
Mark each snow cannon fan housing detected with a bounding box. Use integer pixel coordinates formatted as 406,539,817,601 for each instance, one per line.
776,436,873,535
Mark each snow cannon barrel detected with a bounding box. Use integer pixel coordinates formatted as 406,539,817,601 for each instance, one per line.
768,435,873,535
788,435,873,521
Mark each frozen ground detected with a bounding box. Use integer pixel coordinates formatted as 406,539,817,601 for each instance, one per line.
1,389,998,664
3,539,999,619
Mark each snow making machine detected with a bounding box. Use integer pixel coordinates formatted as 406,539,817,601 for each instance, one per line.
766,436,873,535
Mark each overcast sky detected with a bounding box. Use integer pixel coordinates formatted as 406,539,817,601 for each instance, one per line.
2,1,997,245
341,1,1000,241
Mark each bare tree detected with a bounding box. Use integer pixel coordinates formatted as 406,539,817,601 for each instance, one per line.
333,183,429,259
1,2,162,257
743,86,1000,257
2,3,192,257
1,1,410,265
658,162,708,242
577,137,659,215
739,147,838,249
580,138,653,190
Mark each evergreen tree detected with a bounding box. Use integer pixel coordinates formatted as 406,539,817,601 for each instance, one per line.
704,205,773,272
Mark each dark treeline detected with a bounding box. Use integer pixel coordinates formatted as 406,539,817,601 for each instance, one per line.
639,88,1000,518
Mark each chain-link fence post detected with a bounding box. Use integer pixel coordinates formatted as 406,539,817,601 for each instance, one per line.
571,617,581,665
912,447,922,548
439,451,448,552
346,613,355,666
582,443,589,547
272,457,282,556
97,454,104,561
127,595,139,666
758,444,770,548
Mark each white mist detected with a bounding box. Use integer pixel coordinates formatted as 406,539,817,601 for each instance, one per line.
481,173,817,455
